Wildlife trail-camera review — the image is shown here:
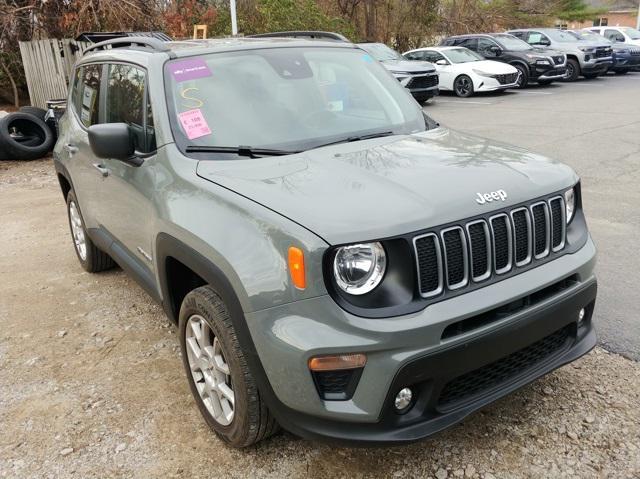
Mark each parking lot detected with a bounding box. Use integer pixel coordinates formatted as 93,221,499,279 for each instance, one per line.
1,74,639,478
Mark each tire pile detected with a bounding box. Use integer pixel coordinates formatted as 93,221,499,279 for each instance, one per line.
0,107,55,161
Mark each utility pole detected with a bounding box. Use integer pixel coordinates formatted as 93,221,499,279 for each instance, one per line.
230,0,238,36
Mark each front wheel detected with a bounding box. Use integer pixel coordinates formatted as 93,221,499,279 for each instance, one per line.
564,59,580,81
454,75,474,97
179,285,279,447
513,64,529,88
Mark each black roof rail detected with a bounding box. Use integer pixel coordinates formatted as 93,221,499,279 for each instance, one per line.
83,36,173,56
248,31,350,42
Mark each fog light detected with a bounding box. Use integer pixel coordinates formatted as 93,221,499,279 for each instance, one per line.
578,308,585,323
394,387,413,411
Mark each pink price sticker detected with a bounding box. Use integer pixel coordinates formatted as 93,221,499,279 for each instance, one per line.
178,109,212,140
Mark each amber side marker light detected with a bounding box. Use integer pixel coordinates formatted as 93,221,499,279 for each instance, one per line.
308,353,367,371
288,246,306,290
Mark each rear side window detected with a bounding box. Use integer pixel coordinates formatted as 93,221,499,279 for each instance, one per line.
74,64,102,128
105,64,155,152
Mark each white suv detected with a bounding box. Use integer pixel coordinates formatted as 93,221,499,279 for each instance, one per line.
587,26,640,46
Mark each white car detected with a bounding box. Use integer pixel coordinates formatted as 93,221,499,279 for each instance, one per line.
586,26,640,46
403,46,520,97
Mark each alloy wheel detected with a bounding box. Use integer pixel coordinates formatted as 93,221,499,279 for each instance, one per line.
68,201,87,261
185,314,235,426
455,77,472,97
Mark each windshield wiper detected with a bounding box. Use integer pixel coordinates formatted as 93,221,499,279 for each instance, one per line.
185,145,301,158
310,131,395,150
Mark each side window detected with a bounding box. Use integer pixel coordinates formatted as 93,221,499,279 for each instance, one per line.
405,51,425,61
510,31,525,39
459,38,478,51
605,29,624,42
78,64,102,128
420,51,437,62
478,38,499,56
70,67,83,116
526,32,542,44
105,64,155,153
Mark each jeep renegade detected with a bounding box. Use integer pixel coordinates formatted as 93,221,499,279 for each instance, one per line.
53,36,597,447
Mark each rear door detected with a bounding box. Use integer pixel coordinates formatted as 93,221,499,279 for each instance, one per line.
63,63,105,229
93,62,158,268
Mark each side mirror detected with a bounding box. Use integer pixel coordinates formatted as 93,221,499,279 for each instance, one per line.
88,123,134,162
435,59,449,66
490,46,502,56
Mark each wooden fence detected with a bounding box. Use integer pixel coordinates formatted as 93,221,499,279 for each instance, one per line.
18,39,90,109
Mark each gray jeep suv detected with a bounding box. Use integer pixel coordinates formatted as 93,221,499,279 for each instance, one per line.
53,36,597,447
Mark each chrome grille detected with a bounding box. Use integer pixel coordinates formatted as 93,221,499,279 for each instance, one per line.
414,196,567,297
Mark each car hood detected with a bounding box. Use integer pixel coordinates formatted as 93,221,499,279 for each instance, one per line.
531,47,566,56
381,59,436,74
196,128,577,245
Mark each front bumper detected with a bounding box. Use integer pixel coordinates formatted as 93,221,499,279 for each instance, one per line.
582,57,613,73
245,237,597,444
537,67,567,81
532,64,567,81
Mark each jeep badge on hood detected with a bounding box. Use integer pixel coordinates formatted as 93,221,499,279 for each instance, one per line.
476,189,508,204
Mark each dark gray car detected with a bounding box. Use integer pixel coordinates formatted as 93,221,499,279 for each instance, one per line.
53,36,597,447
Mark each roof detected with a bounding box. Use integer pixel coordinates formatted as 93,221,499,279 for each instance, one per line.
582,0,638,11
75,31,171,43
80,36,357,64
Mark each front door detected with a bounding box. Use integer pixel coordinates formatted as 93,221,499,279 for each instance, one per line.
93,63,158,269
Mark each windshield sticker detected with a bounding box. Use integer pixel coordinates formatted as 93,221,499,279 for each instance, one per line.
180,87,204,109
362,54,374,63
170,59,212,82
178,109,212,140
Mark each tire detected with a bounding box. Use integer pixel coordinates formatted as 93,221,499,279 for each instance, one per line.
453,75,474,97
0,112,54,160
66,190,115,273
513,64,529,88
564,58,580,81
179,286,279,447
19,106,47,122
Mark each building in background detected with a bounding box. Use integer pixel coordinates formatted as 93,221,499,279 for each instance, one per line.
559,0,638,29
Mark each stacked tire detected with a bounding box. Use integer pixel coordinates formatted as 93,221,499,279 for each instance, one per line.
0,107,55,161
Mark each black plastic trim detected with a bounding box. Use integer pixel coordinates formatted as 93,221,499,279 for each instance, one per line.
323,184,588,319
268,279,597,445
86,227,161,302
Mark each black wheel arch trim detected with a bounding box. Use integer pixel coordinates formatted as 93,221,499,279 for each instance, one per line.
53,157,75,201
154,232,295,428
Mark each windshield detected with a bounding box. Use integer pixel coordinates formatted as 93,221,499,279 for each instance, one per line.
357,43,402,61
568,31,610,43
621,27,640,40
445,48,484,63
493,34,532,51
164,47,427,154
545,29,579,42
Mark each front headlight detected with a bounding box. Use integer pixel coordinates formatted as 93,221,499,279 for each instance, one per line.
333,242,386,295
564,187,576,224
536,59,551,65
579,47,595,53
472,69,494,77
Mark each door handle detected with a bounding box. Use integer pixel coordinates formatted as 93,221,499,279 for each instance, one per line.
93,163,110,177
64,143,78,155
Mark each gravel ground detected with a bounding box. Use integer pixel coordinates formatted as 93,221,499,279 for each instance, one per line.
1,159,639,479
